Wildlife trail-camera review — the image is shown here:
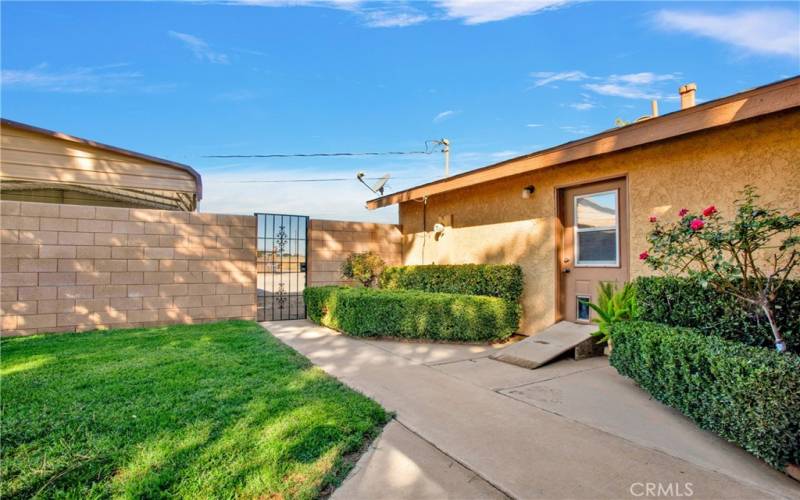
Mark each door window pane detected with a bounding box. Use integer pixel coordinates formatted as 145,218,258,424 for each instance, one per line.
575,190,618,265
576,192,616,229
577,229,617,263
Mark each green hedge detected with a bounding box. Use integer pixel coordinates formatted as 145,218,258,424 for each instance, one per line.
635,276,799,353
379,264,524,303
304,286,519,342
610,321,800,470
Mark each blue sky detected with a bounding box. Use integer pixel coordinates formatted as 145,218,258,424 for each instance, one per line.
2,1,798,222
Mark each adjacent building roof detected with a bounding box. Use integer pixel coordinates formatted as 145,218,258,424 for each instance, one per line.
367,76,800,209
0,118,203,200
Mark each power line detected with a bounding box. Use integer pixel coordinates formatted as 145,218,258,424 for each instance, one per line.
222,176,426,184
206,151,430,158
203,140,446,159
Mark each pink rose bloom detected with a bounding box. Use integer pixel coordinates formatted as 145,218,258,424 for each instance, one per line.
678,208,689,217
649,215,657,223
639,251,649,260
690,218,705,231
702,205,717,217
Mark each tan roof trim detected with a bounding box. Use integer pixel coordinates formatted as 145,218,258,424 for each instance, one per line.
0,118,203,200
367,76,800,209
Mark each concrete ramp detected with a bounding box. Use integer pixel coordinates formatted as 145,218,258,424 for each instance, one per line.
490,321,599,369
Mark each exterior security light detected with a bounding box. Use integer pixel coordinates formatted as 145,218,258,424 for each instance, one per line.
522,185,535,199
433,223,445,234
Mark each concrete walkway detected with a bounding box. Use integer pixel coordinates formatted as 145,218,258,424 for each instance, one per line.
263,320,800,500
333,420,507,500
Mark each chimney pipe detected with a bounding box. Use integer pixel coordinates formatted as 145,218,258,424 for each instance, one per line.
679,83,697,110
651,100,659,117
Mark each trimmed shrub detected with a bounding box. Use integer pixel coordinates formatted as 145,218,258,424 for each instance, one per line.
610,321,800,470
304,286,519,342
635,276,800,353
379,264,524,303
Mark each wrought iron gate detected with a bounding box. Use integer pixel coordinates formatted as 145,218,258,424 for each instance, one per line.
256,213,309,321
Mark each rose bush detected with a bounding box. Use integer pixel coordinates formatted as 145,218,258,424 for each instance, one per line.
641,186,800,353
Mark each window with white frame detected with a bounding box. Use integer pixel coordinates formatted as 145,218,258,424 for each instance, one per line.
574,190,619,266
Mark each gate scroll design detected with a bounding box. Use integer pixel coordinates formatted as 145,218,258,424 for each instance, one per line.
256,213,308,321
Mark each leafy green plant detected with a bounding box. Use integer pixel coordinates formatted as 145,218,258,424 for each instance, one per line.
609,321,800,470
635,276,799,353
341,252,385,287
588,281,638,344
642,186,800,352
379,264,524,303
304,286,519,342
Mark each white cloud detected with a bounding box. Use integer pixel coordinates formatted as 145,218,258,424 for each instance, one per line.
532,69,679,100
1,63,142,93
232,0,360,7
490,150,521,159
608,72,677,85
560,125,592,135
230,0,427,27
168,31,229,64
583,82,663,100
583,73,680,100
526,123,543,128
568,102,594,110
362,7,428,27
436,0,574,25
228,0,577,26
433,110,456,123
655,9,800,58
530,70,588,87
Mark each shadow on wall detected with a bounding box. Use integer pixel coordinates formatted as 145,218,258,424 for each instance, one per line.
403,218,556,334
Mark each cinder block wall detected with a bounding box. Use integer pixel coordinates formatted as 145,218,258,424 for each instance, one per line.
1,201,256,336
307,219,402,286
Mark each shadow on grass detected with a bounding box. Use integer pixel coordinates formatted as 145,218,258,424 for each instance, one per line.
1,320,388,499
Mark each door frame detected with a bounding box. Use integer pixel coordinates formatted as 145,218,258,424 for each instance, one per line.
554,174,630,322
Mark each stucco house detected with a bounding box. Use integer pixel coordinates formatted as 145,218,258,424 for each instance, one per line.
0,119,202,211
367,76,800,335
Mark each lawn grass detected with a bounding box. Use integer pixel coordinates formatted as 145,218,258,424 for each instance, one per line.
1,320,388,499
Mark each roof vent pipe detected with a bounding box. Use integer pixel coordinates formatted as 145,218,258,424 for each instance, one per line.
651,100,659,117
679,83,697,110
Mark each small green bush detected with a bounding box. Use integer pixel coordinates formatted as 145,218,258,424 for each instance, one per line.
609,321,800,470
341,252,385,287
635,276,799,353
379,264,524,303
304,286,519,342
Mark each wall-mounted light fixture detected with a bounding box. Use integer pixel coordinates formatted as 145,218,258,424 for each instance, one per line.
521,185,535,199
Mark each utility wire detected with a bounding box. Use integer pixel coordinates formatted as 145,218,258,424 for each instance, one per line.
203,140,445,159
222,176,426,184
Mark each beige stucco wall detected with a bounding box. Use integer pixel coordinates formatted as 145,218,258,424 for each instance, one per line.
399,110,800,335
1,201,256,336
308,219,402,287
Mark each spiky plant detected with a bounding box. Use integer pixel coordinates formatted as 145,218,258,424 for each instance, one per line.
589,282,638,344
